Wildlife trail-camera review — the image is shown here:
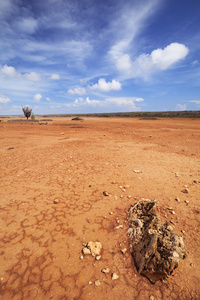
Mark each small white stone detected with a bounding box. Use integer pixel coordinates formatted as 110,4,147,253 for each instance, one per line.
88,281,92,285
111,273,119,280
95,255,101,261
101,268,110,274
182,188,189,194
82,247,91,255
94,280,101,286
115,225,123,229
103,191,109,196
121,248,127,254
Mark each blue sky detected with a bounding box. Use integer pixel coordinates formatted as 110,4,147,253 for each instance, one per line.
0,0,200,115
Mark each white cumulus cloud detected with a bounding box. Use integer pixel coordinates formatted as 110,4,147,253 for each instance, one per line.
116,43,189,79
116,54,132,74
151,43,189,70
1,65,41,81
0,94,11,103
1,65,19,78
68,87,86,95
89,78,121,92
34,93,42,102
50,74,60,80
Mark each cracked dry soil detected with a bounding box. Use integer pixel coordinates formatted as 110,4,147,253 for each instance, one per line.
0,117,200,299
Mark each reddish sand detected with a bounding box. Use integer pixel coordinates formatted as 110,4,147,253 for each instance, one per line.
0,117,200,299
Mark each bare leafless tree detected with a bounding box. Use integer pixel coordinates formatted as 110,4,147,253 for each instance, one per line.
22,105,32,120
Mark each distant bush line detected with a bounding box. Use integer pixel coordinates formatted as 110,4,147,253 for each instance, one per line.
41,111,200,118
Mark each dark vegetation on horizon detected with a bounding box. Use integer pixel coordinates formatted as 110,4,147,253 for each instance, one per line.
41,110,200,118
1,110,200,119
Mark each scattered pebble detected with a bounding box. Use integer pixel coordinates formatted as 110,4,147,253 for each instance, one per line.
111,273,119,280
185,200,189,204
95,255,101,261
182,188,189,194
94,280,101,286
150,296,154,300
8,147,14,150
127,195,132,199
103,191,109,196
109,212,113,215
53,199,59,204
82,247,91,255
121,248,127,254
115,225,123,229
167,225,174,231
133,170,142,173
175,197,180,202
80,255,84,260
60,132,64,135
101,268,110,274
87,241,102,256
88,281,92,285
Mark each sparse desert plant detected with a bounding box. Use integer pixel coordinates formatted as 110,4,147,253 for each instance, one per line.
71,117,84,121
31,113,35,120
22,105,32,120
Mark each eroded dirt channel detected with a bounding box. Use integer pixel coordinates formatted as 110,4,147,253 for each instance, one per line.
0,117,200,299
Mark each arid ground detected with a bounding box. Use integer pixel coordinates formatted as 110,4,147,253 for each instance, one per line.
0,117,200,300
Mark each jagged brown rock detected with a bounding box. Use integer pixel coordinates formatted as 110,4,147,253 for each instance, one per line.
128,199,187,283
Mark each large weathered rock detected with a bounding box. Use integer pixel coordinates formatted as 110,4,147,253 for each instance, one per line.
128,199,187,283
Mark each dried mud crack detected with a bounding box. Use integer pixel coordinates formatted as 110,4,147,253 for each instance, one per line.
0,117,200,299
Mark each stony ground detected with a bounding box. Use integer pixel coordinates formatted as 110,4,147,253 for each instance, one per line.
0,117,199,300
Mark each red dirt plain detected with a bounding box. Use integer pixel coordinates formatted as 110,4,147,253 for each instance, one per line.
0,117,200,300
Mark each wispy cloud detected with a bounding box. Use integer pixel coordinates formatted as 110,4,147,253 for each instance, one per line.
176,104,187,111
68,87,86,95
50,74,60,80
0,94,11,104
189,100,200,109
66,96,144,111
